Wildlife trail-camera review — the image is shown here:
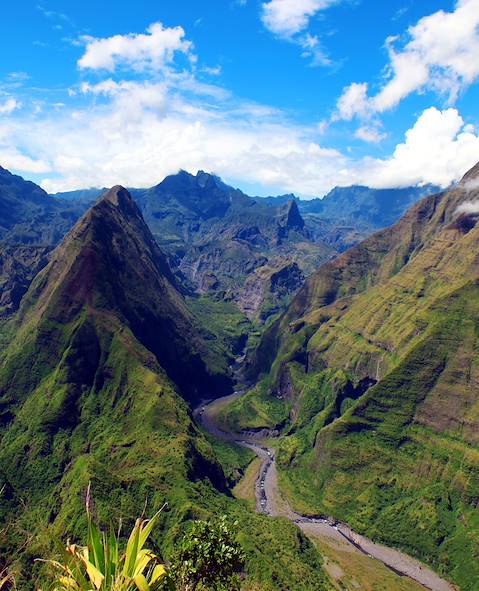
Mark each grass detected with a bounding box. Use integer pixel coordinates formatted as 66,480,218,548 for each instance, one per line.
218,380,290,433
232,458,262,505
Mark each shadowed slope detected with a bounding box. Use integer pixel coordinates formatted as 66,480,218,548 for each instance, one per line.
0,186,232,587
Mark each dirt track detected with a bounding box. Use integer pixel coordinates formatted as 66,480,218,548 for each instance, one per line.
194,395,457,591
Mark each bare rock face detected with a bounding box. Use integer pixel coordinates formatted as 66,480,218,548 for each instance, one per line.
235,261,305,321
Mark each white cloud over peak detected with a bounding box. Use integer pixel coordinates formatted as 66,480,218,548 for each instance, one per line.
336,0,479,121
359,107,479,188
78,22,193,72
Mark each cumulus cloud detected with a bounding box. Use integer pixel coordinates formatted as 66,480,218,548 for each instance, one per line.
336,0,479,120
356,107,479,188
78,22,193,72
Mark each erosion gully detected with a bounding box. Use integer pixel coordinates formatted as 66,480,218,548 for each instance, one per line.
194,391,457,591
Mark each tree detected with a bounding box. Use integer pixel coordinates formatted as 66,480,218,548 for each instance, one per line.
170,516,245,591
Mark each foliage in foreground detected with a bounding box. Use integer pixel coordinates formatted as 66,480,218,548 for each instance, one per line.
41,497,244,591
42,499,168,591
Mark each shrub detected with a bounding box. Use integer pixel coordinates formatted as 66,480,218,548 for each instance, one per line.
170,516,245,591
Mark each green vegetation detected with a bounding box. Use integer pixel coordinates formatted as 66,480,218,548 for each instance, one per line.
186,295,252,362
205,436,255,488
42,501,246,591
44,502,168,591
170,515,244,591
218,380,289,433
227,184,479,590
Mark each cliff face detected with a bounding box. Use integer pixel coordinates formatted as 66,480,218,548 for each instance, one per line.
238,163,479,590
235,261,305,320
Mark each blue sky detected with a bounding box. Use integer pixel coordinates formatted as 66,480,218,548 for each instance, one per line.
0,0,479,197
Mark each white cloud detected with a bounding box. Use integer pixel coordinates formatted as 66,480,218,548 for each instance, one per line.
336,0,479,120
455,199,479,215
3,91,476,197
355,125,386,143
261,0,335,37
460,178,479,192
1,21,478,197
260,0,337,66
201,65,222,76
0,149,50,173
0,98,19,115
355,107,479,188
78,22,193,72
300,33,331,66
335,82,369,121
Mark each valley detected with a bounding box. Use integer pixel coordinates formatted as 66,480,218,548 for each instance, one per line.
196,394,457,591
0,163,477,591
2,4,479,589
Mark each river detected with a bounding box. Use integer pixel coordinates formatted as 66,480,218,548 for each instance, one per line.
194,393,457,591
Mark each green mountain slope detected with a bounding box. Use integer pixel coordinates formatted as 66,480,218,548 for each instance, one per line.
228,163,479,590
0,186,331,591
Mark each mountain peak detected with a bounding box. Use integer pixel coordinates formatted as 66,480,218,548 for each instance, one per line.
97,185,142,219
280,199,304,230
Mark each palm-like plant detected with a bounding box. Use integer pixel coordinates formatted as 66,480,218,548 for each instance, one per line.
43,494,169,591
0,570,14,591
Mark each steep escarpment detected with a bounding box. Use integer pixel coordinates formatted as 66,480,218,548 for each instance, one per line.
232,163,479,590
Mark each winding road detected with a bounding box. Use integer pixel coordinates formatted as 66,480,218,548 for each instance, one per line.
194,393,457,591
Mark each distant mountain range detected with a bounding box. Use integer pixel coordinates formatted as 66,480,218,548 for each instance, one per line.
53,175,440,244
0,165,438,322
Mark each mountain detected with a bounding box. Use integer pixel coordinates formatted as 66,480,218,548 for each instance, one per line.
299,184,440,252
301,184,440,227
0,166,86,245
53,187,105,202
0,244,50,317
130,171,333,320
0,185,331,590
230,164,479,590
0,167,89,318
